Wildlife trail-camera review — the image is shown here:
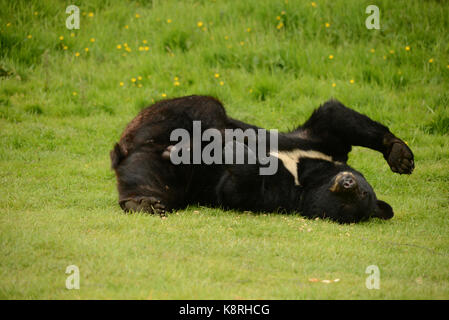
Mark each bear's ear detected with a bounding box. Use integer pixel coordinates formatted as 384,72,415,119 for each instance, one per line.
110,143,125,169
373,200,394,220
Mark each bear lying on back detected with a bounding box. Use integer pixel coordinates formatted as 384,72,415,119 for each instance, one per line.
111,95,414,223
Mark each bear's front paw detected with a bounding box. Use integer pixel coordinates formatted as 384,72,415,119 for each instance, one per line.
121,196,167,217
387,141,414,174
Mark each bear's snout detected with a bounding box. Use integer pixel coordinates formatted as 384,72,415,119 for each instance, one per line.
330,171,358,193
341,174,356,189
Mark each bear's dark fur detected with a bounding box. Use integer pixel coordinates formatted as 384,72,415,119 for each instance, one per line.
111,95,414,223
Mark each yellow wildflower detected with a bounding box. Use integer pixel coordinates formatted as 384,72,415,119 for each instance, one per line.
197,21,203,28
59,36,64,41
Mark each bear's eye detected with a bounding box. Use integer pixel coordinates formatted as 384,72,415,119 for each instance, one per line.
361,191,368,198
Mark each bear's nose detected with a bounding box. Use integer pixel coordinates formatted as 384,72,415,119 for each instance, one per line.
341,174,356,189
330,172,358,193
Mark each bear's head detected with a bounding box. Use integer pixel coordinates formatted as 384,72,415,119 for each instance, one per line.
299,160,394,223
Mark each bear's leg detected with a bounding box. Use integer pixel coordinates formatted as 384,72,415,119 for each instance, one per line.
116,149,188,216
120,196,168,217
302,99,414,174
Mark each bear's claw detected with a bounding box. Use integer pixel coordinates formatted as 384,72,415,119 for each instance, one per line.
387,141,414,174
121,196,167,217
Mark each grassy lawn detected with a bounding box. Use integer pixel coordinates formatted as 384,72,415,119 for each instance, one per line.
1,0,448,299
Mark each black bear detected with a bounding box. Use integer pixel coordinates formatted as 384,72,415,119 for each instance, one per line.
110,95,414,223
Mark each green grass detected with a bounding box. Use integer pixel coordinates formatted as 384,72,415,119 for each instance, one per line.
1,0,448,299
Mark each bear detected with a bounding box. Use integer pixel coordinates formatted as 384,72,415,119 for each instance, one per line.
110,95,414,223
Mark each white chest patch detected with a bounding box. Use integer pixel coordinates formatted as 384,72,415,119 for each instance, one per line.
269,149,334,185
